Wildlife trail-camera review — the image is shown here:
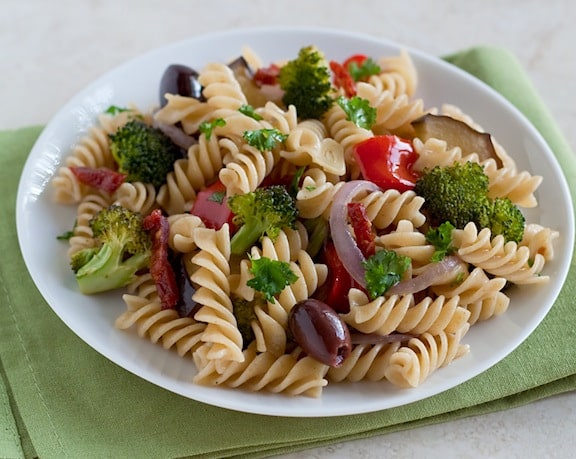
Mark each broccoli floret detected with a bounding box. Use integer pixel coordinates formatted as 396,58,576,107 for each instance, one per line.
108,120,182,188
278,45,334,120
227,185,298,255
415,161,491,228
70,205,152,294
415,161,525,242
479,197,525,243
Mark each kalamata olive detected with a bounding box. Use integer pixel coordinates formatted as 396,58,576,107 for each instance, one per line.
159,64,204,107
288,299,352,367
172,253,200,318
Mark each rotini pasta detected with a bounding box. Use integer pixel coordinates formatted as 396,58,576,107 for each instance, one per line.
384,322,470,388
190,225,244,363
453,223,548,284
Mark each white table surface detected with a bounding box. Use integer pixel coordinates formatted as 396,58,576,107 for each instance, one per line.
2,1,575,457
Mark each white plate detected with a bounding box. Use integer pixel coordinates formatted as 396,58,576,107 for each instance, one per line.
16,26,574,417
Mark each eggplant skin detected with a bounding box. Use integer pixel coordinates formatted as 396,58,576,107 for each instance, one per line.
411,113,502,168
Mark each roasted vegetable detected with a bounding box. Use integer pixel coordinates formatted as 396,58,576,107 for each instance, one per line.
411,114,502,167
109,120,182,188
278,45,334,120
70,205,151,294
227,185,299,255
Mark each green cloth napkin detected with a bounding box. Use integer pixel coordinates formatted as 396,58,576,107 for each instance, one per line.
1,46,575,459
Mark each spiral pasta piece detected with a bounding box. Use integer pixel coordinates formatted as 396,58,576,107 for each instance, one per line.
375,49,419,98
520,223,560,262
256,101,299,135
344,288,470,336
327,342,401,383
193,342,328,397
198,63,248,110
412,137,467,172
360,189,426,229
384,322,470,388
295,167,345,219
483,159,542,208
157,133,225,214
453,223,548,284
219,144,277,196
356,81,425,134
167,213,205,254
115,273,206,357
283,119,345,176
190,225,244,363
113,181,157,215
432,267,509,324
67,191,114,257
153,94,213,134
323,103,373,170
52,126,115,204
376,219,434,270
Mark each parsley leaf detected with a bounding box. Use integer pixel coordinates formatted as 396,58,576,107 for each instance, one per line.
247,256,298,303
426,221,456,262
347,57,381,82
239,104,264,121
362,249,411,299
288,166,306,197
336,96,376,130
56,220,77,241
207,190,226,204
104,105,131,115
199,118,226,140
243,128,288,152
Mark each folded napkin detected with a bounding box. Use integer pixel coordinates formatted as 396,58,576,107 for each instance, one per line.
1,46,575,459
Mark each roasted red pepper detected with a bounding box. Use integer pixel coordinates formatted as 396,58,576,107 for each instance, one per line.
329,60,356,98
253,63,281,86
190,180,235,232
70,166,125,193
143,209,179,310
353,135,420,192
347,202,376,258
314,242,357,314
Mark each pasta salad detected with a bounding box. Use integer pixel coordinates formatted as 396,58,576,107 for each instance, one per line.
52,45,559,397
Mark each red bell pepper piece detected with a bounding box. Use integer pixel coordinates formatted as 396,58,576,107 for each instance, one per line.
314,242,358,314
190,180,235,232
353,135,420,192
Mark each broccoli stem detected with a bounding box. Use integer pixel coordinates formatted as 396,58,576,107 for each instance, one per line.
230,223,265,256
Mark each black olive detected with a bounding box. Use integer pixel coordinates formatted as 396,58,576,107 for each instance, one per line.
159,64,204,107
172,253,200,318
288,299,352,367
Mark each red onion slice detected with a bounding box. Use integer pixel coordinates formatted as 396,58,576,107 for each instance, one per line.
386,255,466,296
153,119,197,151
329,180,380,287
